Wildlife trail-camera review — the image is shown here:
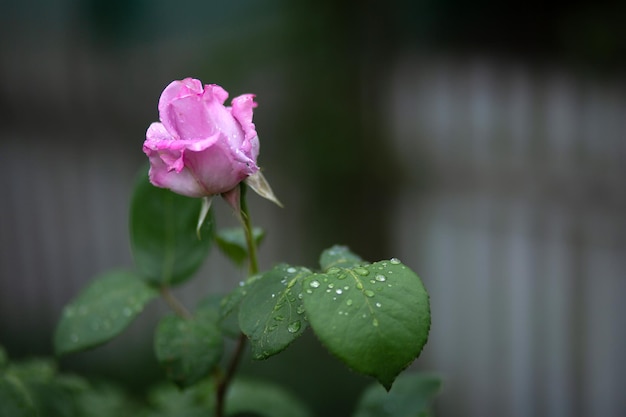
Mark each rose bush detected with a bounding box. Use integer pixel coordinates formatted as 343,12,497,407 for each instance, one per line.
143,78,260,198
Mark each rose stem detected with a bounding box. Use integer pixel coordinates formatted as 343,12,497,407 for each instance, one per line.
160,286,192,320
215,182,257,417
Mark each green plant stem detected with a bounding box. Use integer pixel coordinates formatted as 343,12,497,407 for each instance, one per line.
215,183,258,417
160,286,192,320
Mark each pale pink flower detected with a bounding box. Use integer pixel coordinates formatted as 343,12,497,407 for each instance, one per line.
143,78,260,198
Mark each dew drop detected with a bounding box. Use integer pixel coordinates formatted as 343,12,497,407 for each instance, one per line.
389,257,401,265
375,302,382,308
306,289,313,294
372,318,379,327
355,281,364,290
337,273,347,280
298,292,304,299
297,305,305,314
287,267,297,273
287,321,301,333
344,286,350,291
335,289,343,295
274,315,285,321
271,293,276,298
354,267,369,276
327,267,340,274
309,280,320,288
370,280,376,284
346,299,353,306
364,290,375,298
268,324,278,331
375,274,386,282
328,283,335,289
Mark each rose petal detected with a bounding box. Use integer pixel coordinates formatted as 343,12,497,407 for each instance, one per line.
158,78,203,137
231,94,258,142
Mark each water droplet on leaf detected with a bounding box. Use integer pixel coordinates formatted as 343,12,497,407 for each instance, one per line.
287,267,297,273
335,289,343,295
309,280,320,288
354,267,369,276
390,257,401,264
287,321,301,333
375,274,386,282
364,290,375,298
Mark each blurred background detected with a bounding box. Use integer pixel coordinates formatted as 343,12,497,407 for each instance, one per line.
1,0,625,416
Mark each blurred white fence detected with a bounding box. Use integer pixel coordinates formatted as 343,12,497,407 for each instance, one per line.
387,55,626,417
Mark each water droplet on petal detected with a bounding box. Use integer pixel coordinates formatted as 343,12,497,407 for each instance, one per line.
364,290,375,298
390,257,401,265
309,280,320,288
287,321,301,333
375,274,386,282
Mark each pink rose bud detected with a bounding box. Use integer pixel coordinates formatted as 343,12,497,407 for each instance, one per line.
143,78,260,198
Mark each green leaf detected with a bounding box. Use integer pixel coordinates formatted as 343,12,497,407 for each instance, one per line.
146,379,215,417
215,226,265,267
225,377,312,417
0,374,37,417
352,373,442,417
129,169,214,285
302,259,431,390
196,295,240,339
238,264,312,359
154,311,223,388
319,245,364,271
54,270,158,355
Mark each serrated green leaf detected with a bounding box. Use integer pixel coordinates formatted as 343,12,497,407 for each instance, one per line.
319,245,364,271
302,260,430,389
215,227,265,267
154,312,223,388
238,265,312,359
225,377,312,417
129,169,214,285
352,373,442,417
54,270,158,355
